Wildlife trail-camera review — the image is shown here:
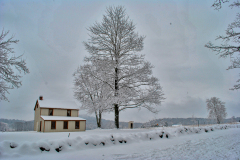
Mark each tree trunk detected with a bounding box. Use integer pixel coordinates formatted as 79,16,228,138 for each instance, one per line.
115,104,119,128
214,106,220,124
114,67,119,128
95,111,102,128
99,112,102,128
217,117,220,124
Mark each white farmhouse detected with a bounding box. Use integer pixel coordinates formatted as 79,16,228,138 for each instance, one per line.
34,96,86,132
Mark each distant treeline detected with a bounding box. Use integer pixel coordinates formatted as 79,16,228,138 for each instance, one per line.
0,116,239,131
0,119,34,131
142,117,240,128
81,115,240,130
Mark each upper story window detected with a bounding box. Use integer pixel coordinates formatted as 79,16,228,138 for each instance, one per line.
67,110,71,116
49,109,53,116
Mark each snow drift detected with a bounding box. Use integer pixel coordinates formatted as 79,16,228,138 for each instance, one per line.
0,124,239,158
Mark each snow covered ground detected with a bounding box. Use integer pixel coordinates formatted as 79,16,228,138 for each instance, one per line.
0,124,239,160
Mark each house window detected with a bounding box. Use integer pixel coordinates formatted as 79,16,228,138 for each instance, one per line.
67,110,71,117
63,121,68,129
49,109,53,116
51,121,56,129
75,121,80,129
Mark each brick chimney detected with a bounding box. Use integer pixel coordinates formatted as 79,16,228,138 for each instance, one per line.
39,96,43,100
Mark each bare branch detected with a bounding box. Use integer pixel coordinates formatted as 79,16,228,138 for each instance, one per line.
229,0,240,8
205,4,240,90
0,29,30,101
212,0,229,10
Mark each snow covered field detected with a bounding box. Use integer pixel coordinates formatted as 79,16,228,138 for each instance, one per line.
0,124,239,160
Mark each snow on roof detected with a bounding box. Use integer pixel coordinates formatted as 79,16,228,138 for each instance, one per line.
41,116,86,121
38,100,79,110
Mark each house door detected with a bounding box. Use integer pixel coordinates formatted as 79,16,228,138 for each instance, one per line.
131,123,133,129
40,121,42,132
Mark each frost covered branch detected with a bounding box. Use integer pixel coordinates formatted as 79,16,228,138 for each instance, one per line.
212,0,229,10
205,1,240,90
73,65,113,128
0,29,29,101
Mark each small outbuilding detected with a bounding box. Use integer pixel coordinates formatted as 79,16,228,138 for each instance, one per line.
128,121,134,129
34,96,86,132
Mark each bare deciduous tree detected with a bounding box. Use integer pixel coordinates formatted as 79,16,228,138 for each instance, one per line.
0,29,29,101
206,97,227,124
205,1,240,90
83,6,165,128
73,64,112,128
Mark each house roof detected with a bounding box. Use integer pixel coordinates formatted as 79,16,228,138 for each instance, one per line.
41,116,86,121
38,100,79,110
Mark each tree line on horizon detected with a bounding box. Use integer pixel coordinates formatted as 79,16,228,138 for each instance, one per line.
1,116,239,131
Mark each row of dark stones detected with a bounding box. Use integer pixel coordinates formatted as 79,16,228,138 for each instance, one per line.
36,132,170,152
9,125,230,152
177,127,216,134
39,146,62,152
9,143,64,153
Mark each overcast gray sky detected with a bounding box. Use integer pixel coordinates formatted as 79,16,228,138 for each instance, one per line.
0,0,239,123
